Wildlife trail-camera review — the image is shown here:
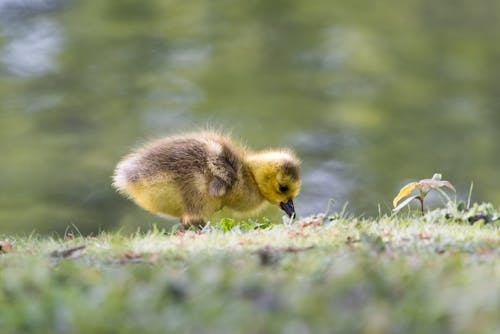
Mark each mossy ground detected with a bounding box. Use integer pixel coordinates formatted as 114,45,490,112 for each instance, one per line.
1,205,499,333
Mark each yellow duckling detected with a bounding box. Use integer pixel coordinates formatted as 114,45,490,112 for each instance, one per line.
112,131,301,227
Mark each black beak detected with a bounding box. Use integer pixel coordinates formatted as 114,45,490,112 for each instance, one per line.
280,199,296,218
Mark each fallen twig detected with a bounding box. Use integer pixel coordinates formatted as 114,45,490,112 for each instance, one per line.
50,245,86,258
281,245,316,253
255,245,316,266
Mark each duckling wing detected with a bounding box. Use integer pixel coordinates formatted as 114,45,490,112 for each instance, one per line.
208,177,227,197
207,147,240,197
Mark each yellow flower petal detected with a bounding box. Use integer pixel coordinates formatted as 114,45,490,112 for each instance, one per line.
393,182,417,207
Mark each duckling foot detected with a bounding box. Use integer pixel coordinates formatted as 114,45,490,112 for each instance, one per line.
181,215,206,229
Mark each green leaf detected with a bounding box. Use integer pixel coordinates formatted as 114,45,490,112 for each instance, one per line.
254,218,273,230
220,218,235,232
392,195,420,213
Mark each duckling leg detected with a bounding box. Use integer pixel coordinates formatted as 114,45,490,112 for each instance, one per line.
178,182,207,228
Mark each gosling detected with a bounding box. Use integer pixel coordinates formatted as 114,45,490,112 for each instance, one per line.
112,131,301,227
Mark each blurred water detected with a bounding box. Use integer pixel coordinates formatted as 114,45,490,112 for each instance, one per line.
1,0,500,234
1,18,62,76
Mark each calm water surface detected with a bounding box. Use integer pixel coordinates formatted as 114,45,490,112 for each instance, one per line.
1,0,500,233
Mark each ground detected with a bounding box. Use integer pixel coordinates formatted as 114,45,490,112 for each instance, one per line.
0,205,499,333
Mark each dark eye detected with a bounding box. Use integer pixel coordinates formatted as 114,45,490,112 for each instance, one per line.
279,185,289,193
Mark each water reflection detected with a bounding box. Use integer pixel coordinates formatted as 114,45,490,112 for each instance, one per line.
0,0,62,17
1,18,62,76
165,43,211,67
299,160,355,216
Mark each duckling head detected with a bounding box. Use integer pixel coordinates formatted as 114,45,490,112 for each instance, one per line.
247,150,301,218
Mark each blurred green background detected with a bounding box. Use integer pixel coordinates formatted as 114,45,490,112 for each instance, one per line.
1,0,500,234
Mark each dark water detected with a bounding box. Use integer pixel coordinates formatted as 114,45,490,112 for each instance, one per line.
1,0,500,234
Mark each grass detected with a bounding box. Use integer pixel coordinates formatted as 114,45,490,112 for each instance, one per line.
1,203,499,334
